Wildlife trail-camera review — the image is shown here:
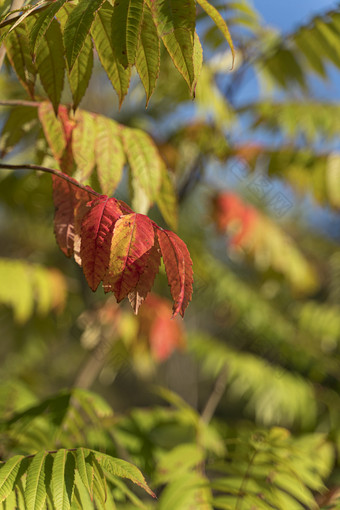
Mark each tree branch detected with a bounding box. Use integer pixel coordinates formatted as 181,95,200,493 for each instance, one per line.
0,163,100,198
201,364,228,424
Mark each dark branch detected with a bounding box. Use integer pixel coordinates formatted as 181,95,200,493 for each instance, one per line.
0,163,101,198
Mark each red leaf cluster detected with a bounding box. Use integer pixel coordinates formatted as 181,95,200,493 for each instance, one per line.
212,192,258,247
138,294,185,361
52,174,193,317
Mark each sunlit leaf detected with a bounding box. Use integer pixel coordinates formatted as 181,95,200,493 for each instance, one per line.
35,18,65,114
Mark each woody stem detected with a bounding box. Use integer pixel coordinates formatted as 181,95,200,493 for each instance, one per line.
0,163,100,197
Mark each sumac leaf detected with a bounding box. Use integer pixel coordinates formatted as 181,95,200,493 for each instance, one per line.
103,213,155,302
157,229,193,317
80,197,123,291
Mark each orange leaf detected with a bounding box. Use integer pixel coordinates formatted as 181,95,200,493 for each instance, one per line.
157,229,193,317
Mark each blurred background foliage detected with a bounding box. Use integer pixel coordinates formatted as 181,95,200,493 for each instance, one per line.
2,0,340,508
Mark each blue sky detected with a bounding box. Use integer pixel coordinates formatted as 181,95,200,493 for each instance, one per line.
253,0,338,32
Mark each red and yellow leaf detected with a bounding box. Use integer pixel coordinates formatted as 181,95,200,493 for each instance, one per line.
103,213,155,302
52,174,93,257
51,173,193,316
128,234,161,314
157,229,193,317
80,197,123,291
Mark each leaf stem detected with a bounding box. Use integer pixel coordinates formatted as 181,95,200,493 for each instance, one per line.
0,163,100,197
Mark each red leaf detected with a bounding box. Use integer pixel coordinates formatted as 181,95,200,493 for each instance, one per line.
138,293,185,361
103,213,155,302
52,174,92,257
128,233,161,314
212,192,258,246
157,229,193,317
80,197,123,291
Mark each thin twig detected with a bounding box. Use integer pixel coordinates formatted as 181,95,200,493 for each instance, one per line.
74,334,117,390
201,364,228,424
0,163,100,198
0,1,51,30
0,99,40,107
0,0,25,71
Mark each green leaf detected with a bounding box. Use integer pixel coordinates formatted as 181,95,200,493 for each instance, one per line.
136,3,160,105
155,444,205,484
2,488,16,509
196,0,235,68
52,450,75,510
75,449,93,501
94,451,155,498
111,0,144,68
30,0,68,53
63,0,104,71
91,2,131,107
38,102,67,165
89,454,107,506
25,450,47,510
121,126,162,202
0,456,24,503
155,163,178,230
95,115,125,196
57,3,93,111
158,472,210,510
0,105,37,157
68,34,93,111
0,0,48,44
151,0,196,94
4,21,36,97
35,18,65,114
72,109,96,182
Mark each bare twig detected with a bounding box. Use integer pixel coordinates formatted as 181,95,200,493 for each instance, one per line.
0,0,25,71
201,364,228,423
74,335,117,390
0,163,100,198
0,99,40,107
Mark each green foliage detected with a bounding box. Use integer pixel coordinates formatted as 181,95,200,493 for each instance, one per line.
210,428,333,510
0,258,66,322
0,0,234,108
0,447,154,509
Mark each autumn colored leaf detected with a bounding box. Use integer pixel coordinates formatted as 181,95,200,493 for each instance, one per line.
103,213,155,302
128,236,162,314
52,174,92,257
51,173,193,315
212,192,318,293
211,192,258,245
138,293,185,361
80,197,123,291
157,229,193,317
